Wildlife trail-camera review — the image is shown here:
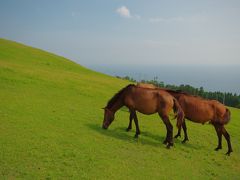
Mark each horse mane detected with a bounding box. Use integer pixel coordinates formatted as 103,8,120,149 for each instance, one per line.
106,84,135,108
165,89,205,99
165,89,189,95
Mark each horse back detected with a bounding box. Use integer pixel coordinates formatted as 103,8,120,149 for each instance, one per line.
165,89,230,124
124,86,174,114
136,83,156,89
178,95,215,123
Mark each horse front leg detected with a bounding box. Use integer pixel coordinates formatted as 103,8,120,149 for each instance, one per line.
181,120,189,143
132,111,141,138
126,111,133,132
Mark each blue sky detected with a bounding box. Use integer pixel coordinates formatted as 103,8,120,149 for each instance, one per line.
1,0,240,66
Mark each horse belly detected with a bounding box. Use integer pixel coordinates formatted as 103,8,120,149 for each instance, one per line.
186,105,214,123
129,95,158,114
136,100,158,114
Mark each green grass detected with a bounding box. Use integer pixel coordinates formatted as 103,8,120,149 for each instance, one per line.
0,38,240,179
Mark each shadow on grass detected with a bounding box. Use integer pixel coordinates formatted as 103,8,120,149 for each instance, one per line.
86,123,163,148
85,123,203,150
173,137,204,150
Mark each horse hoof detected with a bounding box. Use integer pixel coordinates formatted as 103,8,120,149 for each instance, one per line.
126,128,131,132
166,143,173,149
182,139,189,144
166,145,171,149
134,134,139,138
163,140,168,145
214,147,222,151
174,134,180,138
226,152,230,156
225,150,233,156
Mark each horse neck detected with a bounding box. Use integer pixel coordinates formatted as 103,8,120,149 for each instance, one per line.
109,98,124,114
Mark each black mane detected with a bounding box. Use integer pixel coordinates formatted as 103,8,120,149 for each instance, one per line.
165,89,189,95
106,84,134,108
165,88,204,98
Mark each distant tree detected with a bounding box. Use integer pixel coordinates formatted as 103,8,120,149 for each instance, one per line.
117,75,240,108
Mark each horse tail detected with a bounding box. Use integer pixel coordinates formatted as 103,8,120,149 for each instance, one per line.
223,108,231,124
173,98,184,129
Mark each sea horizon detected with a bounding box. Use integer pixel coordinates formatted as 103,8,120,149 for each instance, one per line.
87,64,240,94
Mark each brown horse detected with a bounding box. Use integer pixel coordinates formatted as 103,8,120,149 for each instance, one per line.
136,83,233,155
165,89,232,155
102,84,184,148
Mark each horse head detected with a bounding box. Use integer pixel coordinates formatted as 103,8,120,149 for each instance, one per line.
102,107,115,129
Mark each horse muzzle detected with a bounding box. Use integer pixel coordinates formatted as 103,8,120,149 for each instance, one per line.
102,124,108,129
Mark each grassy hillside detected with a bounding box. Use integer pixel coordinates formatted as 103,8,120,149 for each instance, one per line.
0,38,239,179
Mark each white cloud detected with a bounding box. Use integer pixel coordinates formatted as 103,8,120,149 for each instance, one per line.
149,15,206,23
116,6,132,18
149,17,185,23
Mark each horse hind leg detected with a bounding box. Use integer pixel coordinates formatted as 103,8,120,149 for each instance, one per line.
174,119,188,143
221,126,233,156
159,113,173,148
213,124,222,151
159,114,169,145
174,127,181,139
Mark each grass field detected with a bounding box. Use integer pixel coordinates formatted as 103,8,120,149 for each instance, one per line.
0,38,240,179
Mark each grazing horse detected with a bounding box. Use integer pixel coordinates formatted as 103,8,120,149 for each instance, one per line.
102,84,184,148
165,89,233,155
136,83,233,155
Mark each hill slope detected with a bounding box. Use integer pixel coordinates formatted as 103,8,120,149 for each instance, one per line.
0,38,240,179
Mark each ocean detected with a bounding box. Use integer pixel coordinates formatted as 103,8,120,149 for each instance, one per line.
88,64,240,94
